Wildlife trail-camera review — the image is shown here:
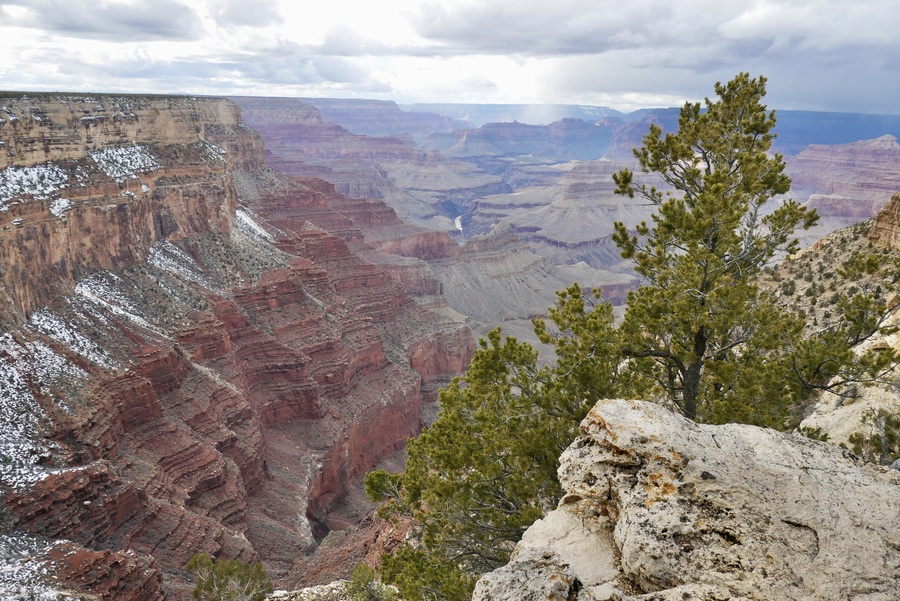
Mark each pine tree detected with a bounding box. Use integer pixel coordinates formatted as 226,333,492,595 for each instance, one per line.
611,73,820,426
367,73,900,598
366,286,620,600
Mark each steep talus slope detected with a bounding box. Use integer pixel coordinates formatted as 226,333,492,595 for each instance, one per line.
474,399,900,600
0,94,473,599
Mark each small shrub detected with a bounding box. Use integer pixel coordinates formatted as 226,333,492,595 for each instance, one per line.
797,426,829,442
346,564,397,601
186,554,272,601
847,409,900,465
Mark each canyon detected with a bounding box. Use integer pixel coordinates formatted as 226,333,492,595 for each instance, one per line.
3,91,900,600
0,94,473,599
235,97,900,286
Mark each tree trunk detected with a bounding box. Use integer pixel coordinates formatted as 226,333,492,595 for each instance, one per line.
682,327,708,421
682,362,701,421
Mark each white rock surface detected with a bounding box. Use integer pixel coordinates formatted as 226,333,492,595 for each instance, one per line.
473,399,900,601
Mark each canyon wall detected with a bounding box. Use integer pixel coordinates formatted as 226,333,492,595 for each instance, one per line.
0,94,473,599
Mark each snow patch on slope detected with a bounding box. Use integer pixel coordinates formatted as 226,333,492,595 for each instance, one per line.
236,206,275,242
148,240,217,291
0,335,56,489
0,535,65,601
74,272,157,333
28,309,114,369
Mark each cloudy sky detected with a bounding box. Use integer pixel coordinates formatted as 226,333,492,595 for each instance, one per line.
1,0,898,114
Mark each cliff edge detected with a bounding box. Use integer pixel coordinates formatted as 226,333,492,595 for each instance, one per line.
474,399,900,600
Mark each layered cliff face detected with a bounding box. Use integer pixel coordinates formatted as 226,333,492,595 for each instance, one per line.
0,94,473,599
785,135,900,244
474,399,900,600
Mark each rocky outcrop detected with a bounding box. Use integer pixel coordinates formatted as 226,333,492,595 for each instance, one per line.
474,399,900,600
869,192,900,250
0,94,474,600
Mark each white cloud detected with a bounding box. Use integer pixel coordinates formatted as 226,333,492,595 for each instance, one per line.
2,0,202,40
209,0,281,28
0,0,897,114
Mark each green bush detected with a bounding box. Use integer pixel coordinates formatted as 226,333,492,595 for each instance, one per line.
186,554,272,601
346,564,397,601
848,409,900,465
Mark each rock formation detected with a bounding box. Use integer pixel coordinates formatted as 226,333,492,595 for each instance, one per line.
474,399,900,600
868,192,900,251
0,94,474,599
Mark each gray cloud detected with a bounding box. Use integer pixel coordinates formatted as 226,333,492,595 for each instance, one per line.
0,0,898,115
210,0,281,28
2,0,202,41
30,44,393,97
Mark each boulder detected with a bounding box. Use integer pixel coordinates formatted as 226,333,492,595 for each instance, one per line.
474,399,900,601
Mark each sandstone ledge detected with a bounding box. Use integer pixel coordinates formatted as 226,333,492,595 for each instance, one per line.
474,399,900,601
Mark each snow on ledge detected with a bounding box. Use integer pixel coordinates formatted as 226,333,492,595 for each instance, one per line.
0,164,70,208
48,198,71,219
90,144,160,182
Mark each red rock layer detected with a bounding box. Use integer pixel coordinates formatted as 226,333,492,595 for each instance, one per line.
0,95,474,599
